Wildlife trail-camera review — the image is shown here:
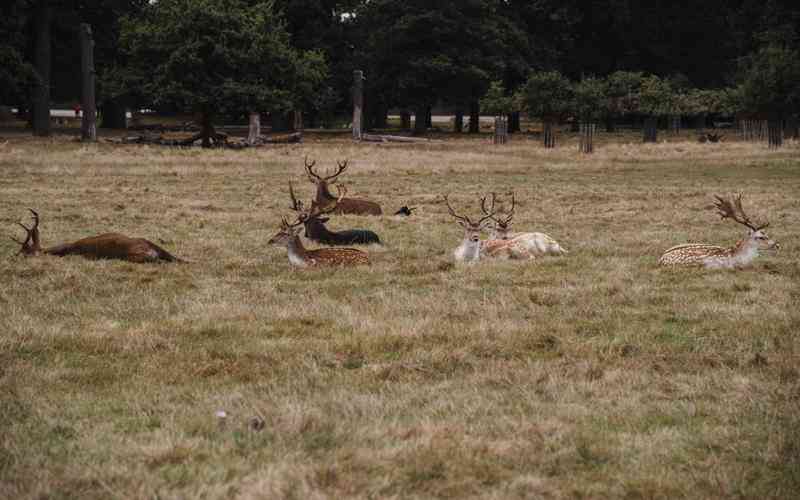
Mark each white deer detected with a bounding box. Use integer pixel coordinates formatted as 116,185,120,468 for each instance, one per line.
659,193,778,269
480,192,567,258
443,194,496,263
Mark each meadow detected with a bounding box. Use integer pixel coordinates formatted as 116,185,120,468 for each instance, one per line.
1,131,798,499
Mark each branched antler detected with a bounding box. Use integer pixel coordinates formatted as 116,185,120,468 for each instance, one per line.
714,193,768,231
288,181,304,212
443,194,473,225
10,209,40,255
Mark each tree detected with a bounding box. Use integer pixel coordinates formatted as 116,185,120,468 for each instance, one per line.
113,0,327,146
638,75,674,142
572,76,607,153
518,70,572,147
604,71,643,132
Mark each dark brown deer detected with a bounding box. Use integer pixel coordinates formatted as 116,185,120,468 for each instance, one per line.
289,182,381,245
11,209,185,263
304,157,382,215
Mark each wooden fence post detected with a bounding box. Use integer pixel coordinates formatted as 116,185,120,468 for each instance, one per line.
493,116,508,144
543,120,555,148
768,120,783,148
352,70,363,140
79,23,96,142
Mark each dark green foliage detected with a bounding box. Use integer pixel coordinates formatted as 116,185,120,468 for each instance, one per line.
572,77,608,123
111,0,327,122
737,44,800,118
479,81,516,117
518,71,573,121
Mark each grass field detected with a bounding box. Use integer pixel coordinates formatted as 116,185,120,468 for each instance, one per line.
1,131,799,499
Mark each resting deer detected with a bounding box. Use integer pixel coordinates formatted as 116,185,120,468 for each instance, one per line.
269,189,370,268
288,182,381,245
304,157,382,215
444,194,496,263
11,209,185,263
659,193,778,269
481,192,567,256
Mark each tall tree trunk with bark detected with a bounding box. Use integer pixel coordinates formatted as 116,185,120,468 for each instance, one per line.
425,107,432,129
32,0,53,137
200,110,214,148
414,105,427,135
454,109,464,133
643,117,658,143
468,101,480,134
100,99,127,129
543,120,555,148
604,115,615,133
508,111,520,133
400,110,411,130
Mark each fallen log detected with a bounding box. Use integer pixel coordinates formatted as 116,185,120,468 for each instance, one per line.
360,133,432,143
259,132,303,144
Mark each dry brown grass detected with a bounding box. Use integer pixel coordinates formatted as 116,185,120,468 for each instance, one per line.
1,131,799,499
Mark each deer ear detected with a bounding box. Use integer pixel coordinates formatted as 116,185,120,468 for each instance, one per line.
318,217,330,223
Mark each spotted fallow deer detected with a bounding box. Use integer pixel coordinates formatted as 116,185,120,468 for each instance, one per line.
480,192,567,257
443,194,497,263
304,157,382,215
658,193,778,269
11,209,185,263
269,187,370,267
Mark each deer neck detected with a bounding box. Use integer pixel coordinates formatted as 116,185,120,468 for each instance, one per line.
730,237,759,266
316,182,335,203
306,219,332,240
457,236,482,262
286,235,310,267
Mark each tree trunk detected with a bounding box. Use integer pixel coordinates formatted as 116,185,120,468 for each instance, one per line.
200,110,214,148
454,109,464,133
79,24,96,142
247,112,261,145
468,101,480,134
400,110,411,130
293,110,303,133
643,116,658,143
414,105,427,135
508,111,520,133
604,115,615,133
425,107,432,129
786,116,799,140
271,112,289,132
669,115,680,135
100,99,127,129
693,114,706,131
579,122,595,153
543,120,555,148
32,0,53,137
768,119,783,149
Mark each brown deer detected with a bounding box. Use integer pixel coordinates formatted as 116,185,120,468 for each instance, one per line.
11,209,185,263
304,157,382,215
269,188,370,267
659,194,778,269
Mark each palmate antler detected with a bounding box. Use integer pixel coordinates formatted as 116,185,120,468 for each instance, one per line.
481,191,515,228
10,209,40,255
444,194,495,226
714,193,768,231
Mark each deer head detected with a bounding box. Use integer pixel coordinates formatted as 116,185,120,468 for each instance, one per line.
304,156,348,199
10,209,42,255
444,194,495,244
267,215,304,247
714,193,778,250
481,192,515,240
289,181,347,226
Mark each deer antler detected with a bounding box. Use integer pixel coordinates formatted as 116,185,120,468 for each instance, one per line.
304,156,321,182
322,159,348,181
714,193,768,231
288,181,305,212
476,193,498,227
443,194,475,225
11,209,40,255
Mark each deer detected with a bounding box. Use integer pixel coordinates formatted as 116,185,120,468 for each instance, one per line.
10,209,185,263
268,189,370,268
444,194,498,263
304,157,382,215
480,192,567,257
288,182,381,245
658,193,778,269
